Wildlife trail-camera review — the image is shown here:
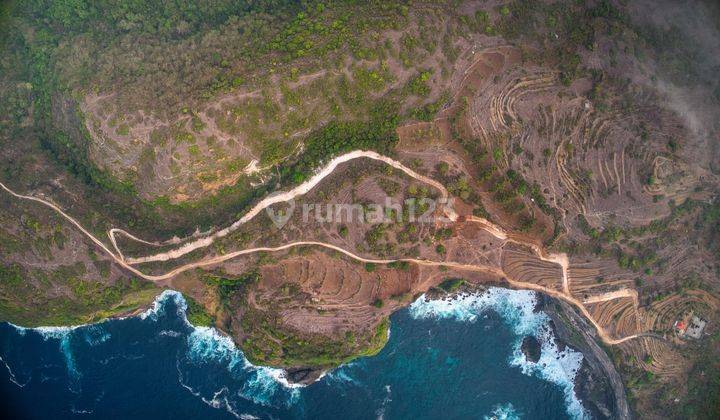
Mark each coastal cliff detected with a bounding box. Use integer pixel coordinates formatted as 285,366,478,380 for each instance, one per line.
539,295,631,420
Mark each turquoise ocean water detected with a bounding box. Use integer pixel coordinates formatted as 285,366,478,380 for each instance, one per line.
0,288,587,419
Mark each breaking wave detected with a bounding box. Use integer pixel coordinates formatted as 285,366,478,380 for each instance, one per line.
139,289,187,321
13,324,84,384
409,288,588,420
183,325,302,406
3,289,301,415
483,402,521,420
2,286,592,418
146,290,303,414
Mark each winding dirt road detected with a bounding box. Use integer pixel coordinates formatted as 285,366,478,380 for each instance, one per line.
117,150,453,265
0,150,644,345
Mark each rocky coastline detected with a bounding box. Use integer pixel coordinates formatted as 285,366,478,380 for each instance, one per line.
277,284,632,420
537,294,631,420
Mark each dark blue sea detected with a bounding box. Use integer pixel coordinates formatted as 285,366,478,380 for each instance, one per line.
0,288,588,419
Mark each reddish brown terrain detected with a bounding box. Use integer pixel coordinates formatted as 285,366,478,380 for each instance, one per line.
1,1,719,418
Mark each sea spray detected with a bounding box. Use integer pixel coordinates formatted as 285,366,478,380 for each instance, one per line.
5,289,302,410
143,290,303,391
140,290,304,416
139,289,188,321
1,286,587,418
324,365,359,386
409,288,589,420
510,321,586,419
82,325,112,346
30,325,82,382
183,324,302,407
483,402,521,420
6,321,111,392
376,384,393,419
136,289,301,412
0,353,29,387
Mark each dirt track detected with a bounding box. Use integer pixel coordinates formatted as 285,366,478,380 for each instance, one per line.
0,150,645,346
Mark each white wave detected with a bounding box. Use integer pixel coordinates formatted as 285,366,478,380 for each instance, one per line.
409,288,588,420
177,364,246,419
409,289,542,335
128,288,308,402
324,368,358,386
12,323,81,337
7,289,300,394
183,324,302,408
14,324,82,380
159,330,182,337
70,407,93,415
510,324,586,419
0,292,168,391
9,319,110,378
376,384,392,420
240,367,300,406
254,365,306,389
82,325,111,346
149,290,306,396
0,353,29,387
483,402,521,420
140,289,187,321
186,326,238,362
201,387,244,419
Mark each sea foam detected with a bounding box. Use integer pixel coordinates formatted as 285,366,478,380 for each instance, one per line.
4,289,300,409
82,325,112,346
141,289,302,413
0,353,29,387
409,288,588,420
140,289,188,321
145,291,305,393
183,324,302,407
484,402,521,420
12,324,83,381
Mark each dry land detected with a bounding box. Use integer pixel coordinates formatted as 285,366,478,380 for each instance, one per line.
1,1,720,418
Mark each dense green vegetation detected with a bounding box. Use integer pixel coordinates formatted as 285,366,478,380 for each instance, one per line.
280,100,400,183
0,261,159,326
203,270,260,306
241,305,390,368
0,0,420,242
11,0,409,112
183,294,215,327
437,277,465,293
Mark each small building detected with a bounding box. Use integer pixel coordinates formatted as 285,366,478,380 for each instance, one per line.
685,316,707,339
674,312,708,339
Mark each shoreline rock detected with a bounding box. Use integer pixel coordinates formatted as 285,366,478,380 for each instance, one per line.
521,335,542,363
543,297,630,420
285,367,326,385
277,285,631,420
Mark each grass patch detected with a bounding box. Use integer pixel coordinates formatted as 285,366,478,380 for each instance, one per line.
437,277,465,293
183,294,215,327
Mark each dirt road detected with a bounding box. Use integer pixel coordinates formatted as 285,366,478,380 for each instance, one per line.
0,150,644,345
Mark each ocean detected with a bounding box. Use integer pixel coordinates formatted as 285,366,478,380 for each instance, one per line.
0,288,587,419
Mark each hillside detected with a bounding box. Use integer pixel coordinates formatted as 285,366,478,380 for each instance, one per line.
1,1,719,418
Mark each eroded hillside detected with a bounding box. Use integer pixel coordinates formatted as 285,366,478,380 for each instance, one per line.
2,0,720,418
